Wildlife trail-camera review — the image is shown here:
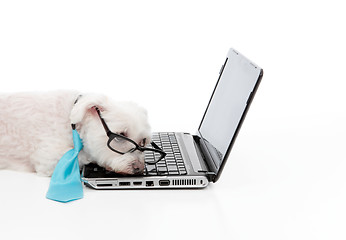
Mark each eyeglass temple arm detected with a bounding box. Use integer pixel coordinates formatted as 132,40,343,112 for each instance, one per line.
95,107,112,136
150,141,167,157
145,142,166,165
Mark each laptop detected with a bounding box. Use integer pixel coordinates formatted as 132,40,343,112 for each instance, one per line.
82,48,263,189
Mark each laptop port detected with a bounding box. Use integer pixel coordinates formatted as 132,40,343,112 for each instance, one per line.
133,181,142,186
146,181,154,187
97,183,112,187
159,180,170,186
119,182,130,186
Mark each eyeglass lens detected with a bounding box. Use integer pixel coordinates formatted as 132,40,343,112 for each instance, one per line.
108,136,137,154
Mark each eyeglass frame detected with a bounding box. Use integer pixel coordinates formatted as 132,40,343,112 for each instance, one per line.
94,107,166,165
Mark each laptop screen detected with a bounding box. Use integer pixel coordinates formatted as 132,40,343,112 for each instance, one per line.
198,49,262,175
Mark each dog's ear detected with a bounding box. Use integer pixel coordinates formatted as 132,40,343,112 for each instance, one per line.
70,94,109,125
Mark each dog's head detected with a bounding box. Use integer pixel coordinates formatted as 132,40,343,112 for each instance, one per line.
70,94,151,174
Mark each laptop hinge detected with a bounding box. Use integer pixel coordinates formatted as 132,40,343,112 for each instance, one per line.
193,135,217,182
197,170,216,182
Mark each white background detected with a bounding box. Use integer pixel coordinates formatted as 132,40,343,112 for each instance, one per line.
1,1,345,239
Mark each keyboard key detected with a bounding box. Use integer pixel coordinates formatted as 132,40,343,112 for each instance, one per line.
167,166,178,171
179,170,187,175
146,164,156,171
157,166,167,171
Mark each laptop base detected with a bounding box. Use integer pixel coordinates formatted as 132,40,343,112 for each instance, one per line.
83,175,209,190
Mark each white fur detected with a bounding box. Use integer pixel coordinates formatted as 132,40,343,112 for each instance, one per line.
0,90,151,176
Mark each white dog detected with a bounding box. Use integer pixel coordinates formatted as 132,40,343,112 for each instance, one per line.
0,91,151,176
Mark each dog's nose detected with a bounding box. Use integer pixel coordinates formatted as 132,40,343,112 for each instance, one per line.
132,160,144,174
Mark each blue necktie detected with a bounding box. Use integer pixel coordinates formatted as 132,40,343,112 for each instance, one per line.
46,128,84,202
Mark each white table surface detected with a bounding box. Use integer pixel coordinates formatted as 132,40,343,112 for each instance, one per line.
1,109,345,240
1,1,346,239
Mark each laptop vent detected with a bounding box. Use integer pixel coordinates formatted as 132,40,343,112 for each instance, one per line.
172,179,197,186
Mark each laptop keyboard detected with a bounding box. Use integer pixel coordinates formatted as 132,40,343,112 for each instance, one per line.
145,132,187,175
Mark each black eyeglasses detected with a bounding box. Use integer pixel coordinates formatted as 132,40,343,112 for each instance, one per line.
95,107,166,165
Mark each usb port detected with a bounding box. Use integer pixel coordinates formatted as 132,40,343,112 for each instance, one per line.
133,182,142,186
119,182,130,186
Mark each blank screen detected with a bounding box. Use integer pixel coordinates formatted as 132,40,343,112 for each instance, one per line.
199,50,261,169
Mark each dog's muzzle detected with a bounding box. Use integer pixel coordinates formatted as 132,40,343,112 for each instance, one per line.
132,160,145,174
